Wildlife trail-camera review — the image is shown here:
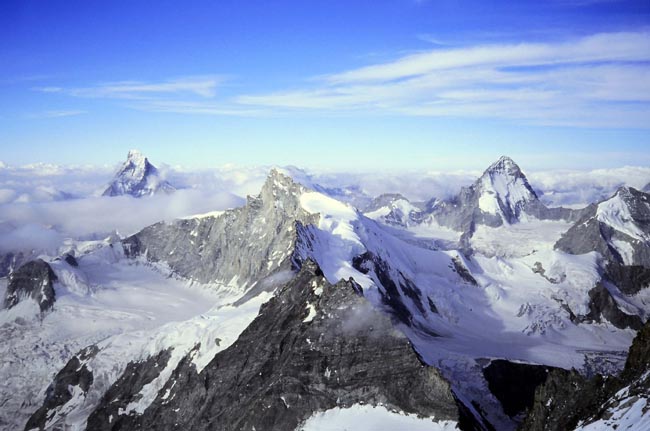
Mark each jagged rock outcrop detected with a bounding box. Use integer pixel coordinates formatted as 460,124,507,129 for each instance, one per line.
0,250,29,278
103,150,175,197
428,156,585,236
581,283,644,330
4,259,57,312
99,260,466,431
352,251,430,329
520,321,650,430
85,350,172,430
25,345,99,431
644,182,650,193
555,187,650,267
122,169,319,291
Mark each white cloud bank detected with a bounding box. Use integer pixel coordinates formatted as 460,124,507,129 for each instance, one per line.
0,161,648,257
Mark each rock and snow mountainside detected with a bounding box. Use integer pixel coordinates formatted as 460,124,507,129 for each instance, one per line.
4,259,57,313
520,320,650,431
364,193,423,228
102,150,175,197
5,159,650,431
556,186,650,267
89,261,464,431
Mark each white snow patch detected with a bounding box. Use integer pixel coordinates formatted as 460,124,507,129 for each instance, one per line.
303,302,317,323
298,404,459,431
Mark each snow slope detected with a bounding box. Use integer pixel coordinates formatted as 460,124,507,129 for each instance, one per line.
0,239,271,430
299,404,459,431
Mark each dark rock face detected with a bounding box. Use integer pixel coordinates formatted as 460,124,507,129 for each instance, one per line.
581,283,644,330
452,256,478,286
86,350,172,431
103,150,174,197
25,345,99,431
517,369,611,431
352,251,427,327
4,259,57,312
483,360,556,418
623,320,650,381
520,321,650,431
0,251,29,278
122,170,318,287
604,262,650,295
63,253,78,267
111,261,463,431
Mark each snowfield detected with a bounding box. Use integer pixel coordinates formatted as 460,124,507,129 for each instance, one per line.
0,239,272,430
299,404,459,431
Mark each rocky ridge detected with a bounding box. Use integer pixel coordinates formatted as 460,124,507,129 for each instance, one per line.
82,260,470,430
4,259,57,313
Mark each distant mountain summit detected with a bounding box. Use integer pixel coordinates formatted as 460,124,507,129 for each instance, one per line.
430,156,582,237
474,156,540,223
103,150,175,197
556,186,650,267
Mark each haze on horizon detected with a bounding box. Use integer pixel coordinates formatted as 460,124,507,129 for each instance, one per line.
1,0,649,170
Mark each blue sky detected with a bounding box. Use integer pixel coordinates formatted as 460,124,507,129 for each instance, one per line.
1,0,649,170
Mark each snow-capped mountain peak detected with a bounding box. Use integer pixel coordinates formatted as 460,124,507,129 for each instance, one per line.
596,186,650,243
364,193,421,228
556,186,650,266
476,156,539,222
102,150,175,197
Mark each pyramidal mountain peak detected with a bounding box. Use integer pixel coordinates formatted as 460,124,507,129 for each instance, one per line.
103,150,175,198
476,155,539,214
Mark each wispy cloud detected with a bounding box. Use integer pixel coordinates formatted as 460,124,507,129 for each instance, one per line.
27,110,86,119
235,31,650,127
29,32,650,127
132,100,265,117
35,76,222,100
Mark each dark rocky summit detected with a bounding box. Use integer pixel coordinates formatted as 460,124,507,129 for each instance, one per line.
25,345,99,431
92,260,470,431
4,259,57,312
520,321,650,431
